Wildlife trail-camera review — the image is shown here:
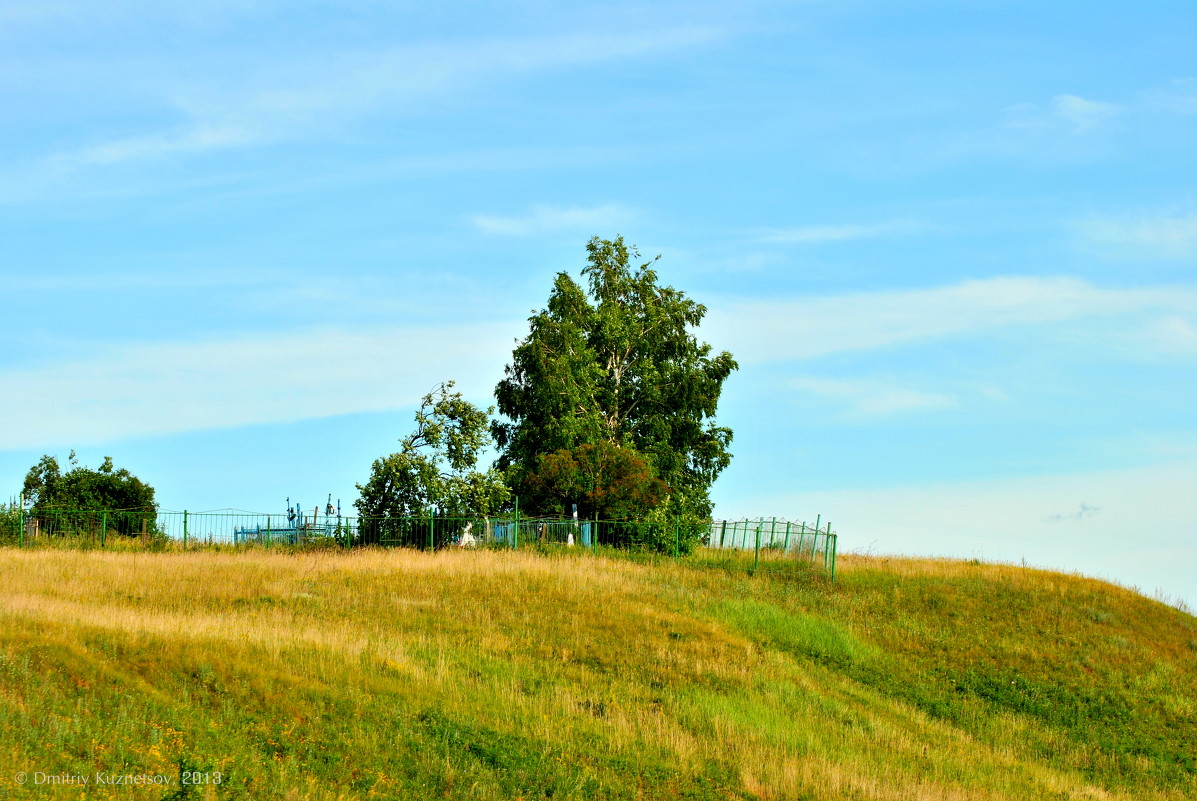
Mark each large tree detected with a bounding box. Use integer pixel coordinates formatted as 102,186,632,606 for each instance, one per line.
494,236,737,520
355,381,510,523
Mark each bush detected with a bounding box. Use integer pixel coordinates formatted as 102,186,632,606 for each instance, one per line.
22,452,158,538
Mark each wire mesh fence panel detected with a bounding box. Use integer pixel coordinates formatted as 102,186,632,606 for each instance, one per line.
517,518,580,546
703,518,838,579
154,511,351,547
3,505,838,579
13,507,160,546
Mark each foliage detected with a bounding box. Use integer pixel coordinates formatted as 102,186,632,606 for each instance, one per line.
636,494,708,554
0,503,19,545
494,236,737,520
21,451,157,536
355,381,510,525
523,441,669,521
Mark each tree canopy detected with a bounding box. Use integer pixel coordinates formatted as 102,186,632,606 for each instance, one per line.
493,236,737,520
355,382,510,522
22,451,158,535
523,441,669,522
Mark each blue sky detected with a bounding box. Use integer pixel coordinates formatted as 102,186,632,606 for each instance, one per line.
2,1,1194,607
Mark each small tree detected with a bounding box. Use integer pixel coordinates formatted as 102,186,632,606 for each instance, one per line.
0,501,21,545
356,382,509,544
523,441,669,522
22,451,158,536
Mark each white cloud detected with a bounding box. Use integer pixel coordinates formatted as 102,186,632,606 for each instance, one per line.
787,376,958,419
0,1,284,26
3,266,274,293
1139,315,1197,357
1076,213,1197,260
1050,94,1123,133
37,27,721,167
1144,77,1197,114
705,276,1197,364
0,323,522,450
1003,94,1123,135
472,203,634,236
716,460,1197,611
63,127,258,166
755,221,926,244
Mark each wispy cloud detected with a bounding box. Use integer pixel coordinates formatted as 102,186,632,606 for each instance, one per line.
1003,94,1123,135
0,1,285,26
1138,316,1197,358
755,220,927,244
57,127,258,167
0,324,521,449
1050,94,1123,133
3,267,272,293
1144,77,1197,114
705,276,1197,363
34,27,722,169
1075,213,1197,260
787,376,958,419
471,203,634,236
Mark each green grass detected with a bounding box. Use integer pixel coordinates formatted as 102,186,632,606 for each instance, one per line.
0,548,1193,799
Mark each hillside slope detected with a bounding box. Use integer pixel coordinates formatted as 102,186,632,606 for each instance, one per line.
0,548,1193,800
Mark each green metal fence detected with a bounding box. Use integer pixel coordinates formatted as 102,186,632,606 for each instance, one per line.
706,517,838,578
0,505,837,580
0,504,159,548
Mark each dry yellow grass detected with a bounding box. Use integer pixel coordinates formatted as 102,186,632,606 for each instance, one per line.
0,546,1193,800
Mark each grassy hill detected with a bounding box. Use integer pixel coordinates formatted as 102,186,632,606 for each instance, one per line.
0,546,1193,800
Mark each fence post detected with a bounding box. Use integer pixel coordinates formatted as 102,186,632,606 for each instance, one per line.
183,510,188,549
824,521,832,571
783,520,791,552
719,519,727,548
428,507,435,551
770,517,777,548
810,515,821,561
593,511,598,553
100,511,107,549
17,502,24,549
830,533,837,582
673,519,680,559
513,496,519,550
752,522,761,575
